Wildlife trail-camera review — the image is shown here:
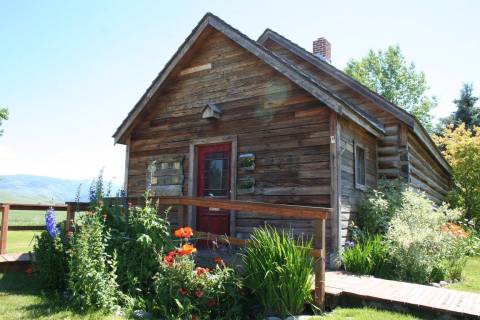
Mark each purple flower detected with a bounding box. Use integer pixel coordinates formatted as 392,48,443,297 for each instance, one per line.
45,208,60,239
345,240,355,248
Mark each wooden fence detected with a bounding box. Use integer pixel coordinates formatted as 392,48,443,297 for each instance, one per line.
1,197,330,309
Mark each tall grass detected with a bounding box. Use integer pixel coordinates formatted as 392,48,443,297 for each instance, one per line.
242,226,313,317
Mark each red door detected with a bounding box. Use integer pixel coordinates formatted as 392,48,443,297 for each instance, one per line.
196,143,231,242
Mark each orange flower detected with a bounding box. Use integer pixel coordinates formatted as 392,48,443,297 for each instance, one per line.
178,244,197,255
25,267,33,277
179,287,188,296
195,267,209,277
213,257,224,265
174,227,194,238
442,223,469,238
195,290,204,298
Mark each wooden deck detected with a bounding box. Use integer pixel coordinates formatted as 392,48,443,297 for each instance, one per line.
0,253,31,272
325,271,480,318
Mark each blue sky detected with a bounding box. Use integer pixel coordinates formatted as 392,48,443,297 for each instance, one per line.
0,0,478,183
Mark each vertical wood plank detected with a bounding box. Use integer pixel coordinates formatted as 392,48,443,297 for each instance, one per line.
65,204,75,232
178,205,188,227
329,111,339,263
0,205,10,254
314,218,326,310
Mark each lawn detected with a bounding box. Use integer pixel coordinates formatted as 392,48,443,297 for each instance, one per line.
8,210,67,226
447,256,480,293
5,230,40,253
0,272,121,320
314,307,425,319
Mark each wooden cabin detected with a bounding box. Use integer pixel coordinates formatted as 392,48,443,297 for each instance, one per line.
113,13,451,266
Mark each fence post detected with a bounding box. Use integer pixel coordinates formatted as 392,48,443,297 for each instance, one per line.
178,205,186,227
65,204,75,232
313,218,326,310
0,205,10,254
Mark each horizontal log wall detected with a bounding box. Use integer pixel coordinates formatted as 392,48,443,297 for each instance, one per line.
406,132,450,203
127,30,331,241
338,117,378,247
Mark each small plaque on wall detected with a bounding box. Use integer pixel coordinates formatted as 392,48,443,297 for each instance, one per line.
146,155,184,196
237,177,255,195
239,153,255,172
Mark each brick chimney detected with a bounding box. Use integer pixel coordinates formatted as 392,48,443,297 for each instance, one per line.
313,37,331,62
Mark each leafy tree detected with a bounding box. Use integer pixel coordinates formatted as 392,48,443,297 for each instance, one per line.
0,107,7,136
433,124,480,223
345,45,436,132
437,83,479,133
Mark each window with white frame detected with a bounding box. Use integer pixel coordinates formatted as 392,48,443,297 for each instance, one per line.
354,143,367,189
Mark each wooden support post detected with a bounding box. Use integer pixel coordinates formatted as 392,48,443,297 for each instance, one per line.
177,205,188,227
313,218,326,310
65,204,75,232
0,205,10,255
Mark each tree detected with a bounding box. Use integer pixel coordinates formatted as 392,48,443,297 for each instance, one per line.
437,83,479,133
433,124,480,223
345,45,436,132
0,107,8,136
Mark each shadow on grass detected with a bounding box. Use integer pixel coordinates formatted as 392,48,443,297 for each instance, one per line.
0,271,113,319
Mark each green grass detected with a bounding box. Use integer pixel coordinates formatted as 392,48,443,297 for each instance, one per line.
0,272,121,319
8,210,67,226
5,230,40,253
313,307,425,319
447,256,480,293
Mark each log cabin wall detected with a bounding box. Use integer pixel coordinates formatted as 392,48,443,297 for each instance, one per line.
262,39,405,181
338,117,378,247
406,131,450,203
126,29,333,245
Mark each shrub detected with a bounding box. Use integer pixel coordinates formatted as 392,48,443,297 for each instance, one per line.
358,179,405,235
152,228,244,320
109,195,174,303
386,189,465,283
242,227,312,317
67,212,119,311
341,235,392,278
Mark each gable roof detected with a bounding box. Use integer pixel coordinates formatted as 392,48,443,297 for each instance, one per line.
113,13,385,145
257,28,451,174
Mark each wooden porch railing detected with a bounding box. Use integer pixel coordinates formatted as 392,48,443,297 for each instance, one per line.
157,196,330,310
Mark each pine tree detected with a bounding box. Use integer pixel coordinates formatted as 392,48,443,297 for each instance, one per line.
437,83,479,133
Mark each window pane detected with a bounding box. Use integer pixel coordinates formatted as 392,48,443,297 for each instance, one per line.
356,146,366,186
203,151,229,196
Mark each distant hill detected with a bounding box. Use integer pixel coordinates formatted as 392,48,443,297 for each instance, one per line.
0,175,122,204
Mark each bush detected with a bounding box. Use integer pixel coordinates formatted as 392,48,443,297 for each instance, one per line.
242,227,312,317
386,189,465,283
33,231,68,291
358,179,405,235
341,235,392,278
152,229,244,320
67,212,119,311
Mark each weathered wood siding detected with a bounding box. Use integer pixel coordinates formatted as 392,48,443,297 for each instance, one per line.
406,131,450,203
263,39,404,180
338,117,378,247
126,30,332,242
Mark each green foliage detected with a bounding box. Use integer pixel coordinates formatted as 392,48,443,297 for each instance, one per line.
341,235,392,278
111,196,174,301
434,124,480,224
345,45,436,131
152,256,244,320
33,230,68,291
437,83,479,133
0,107,8,136
242,227,312,317
358,179,405,235
68,212,119,311
386,189,465,283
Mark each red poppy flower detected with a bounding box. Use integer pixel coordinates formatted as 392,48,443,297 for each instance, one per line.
25,267,33,277
178,287,188,296
213,257,224,265
195,290,204,298
195,267,209,277
207,299,217,307
164,250,177,266
178,244,197,255
174,227,194,238
192,315,199,320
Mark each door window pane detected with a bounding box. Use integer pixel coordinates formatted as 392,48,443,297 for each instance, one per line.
204,151,229,196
